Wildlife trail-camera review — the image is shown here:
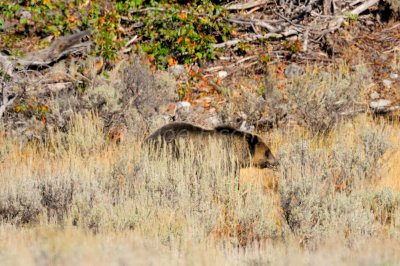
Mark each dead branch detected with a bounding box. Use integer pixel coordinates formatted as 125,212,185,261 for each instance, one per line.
213,29,299,48
205,55,259,73
17,30,92,68
130,7,166,13
227,18,280,33
214,39,244,48
350,0,379,16
315,0,379,38
19,41,92,68
0,84,16,119
225,0,269,11
0,30,93,70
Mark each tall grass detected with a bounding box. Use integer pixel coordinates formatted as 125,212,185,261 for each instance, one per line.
0,114,399,264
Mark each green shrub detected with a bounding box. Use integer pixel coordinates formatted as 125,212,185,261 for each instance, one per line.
135,1,231,68
0,0,231,63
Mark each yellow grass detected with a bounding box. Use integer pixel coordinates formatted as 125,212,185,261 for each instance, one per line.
380,145,400,192
0,114,400,265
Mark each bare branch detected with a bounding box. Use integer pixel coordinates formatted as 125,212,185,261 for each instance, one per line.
129,7,166,13
227,18,280,32
225,0,269,11
350,0,379,15
213,29,299,48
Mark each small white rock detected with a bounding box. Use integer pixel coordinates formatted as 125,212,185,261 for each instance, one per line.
370,91,380,100
218,71,228,79
175,101,191,112
382,79,392,88
390,73,399,80
370,99,391,110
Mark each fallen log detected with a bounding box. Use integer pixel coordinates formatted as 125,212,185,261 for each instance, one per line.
18,29,92,68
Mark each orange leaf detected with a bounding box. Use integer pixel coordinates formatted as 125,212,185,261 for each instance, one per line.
189,69,196,76
179,13,187,20
40,104,48,113
168,57,177,66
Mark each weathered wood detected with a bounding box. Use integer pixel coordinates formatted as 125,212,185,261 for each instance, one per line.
350,0,379,15
2,30,93,69
225,0,269,11
227,18,280,33
213,29,299,48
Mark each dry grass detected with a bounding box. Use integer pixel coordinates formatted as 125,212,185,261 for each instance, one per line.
0,111,400,264
0,227,399,266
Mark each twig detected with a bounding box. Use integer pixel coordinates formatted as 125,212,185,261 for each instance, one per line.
227,18,280,33
205,55,259,73
214,39,244,48
130,7,166,13
125,35,139,47
350,0,365,7
252,19,280,32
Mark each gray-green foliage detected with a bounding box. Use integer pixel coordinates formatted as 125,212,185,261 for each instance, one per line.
265,64,372,135
277,123,391,246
